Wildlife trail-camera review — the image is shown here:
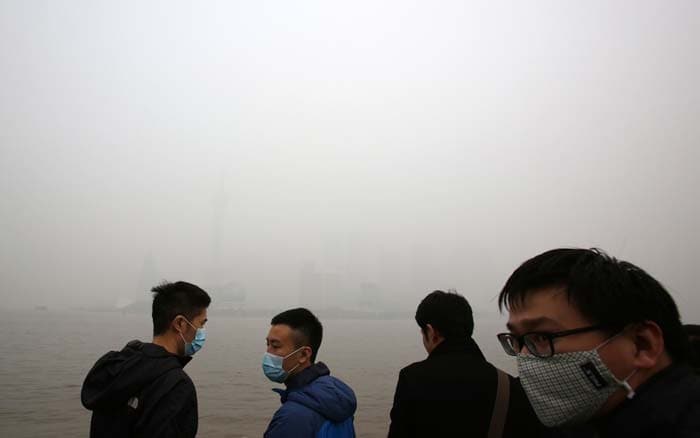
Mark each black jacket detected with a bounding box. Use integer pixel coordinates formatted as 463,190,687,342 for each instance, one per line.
552,364,700,438
388,338,545,438
689,338,700,375
81,340,198,438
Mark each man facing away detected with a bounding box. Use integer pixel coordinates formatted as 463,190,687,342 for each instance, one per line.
388,290,545,438
81,281,211,438
683,324,700,374
263,308,356,438
497,248,700,437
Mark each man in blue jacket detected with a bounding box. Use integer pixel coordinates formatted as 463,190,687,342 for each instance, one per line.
263,308,356,438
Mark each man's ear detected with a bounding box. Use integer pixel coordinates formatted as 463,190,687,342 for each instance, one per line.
298,346,313,364
171,315,187,334
426,324,442,342
630,320,666,369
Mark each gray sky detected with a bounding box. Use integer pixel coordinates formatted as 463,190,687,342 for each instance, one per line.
1,1,699,319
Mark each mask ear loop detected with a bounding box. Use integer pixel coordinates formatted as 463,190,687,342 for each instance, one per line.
283,346,307,359
594,331,622,351
595,327,639,399
619,369,637,399
281,346,309,379
285,363,301,377
595,331,638,400
175,316,194,351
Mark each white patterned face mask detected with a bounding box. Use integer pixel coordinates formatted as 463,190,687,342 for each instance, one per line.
517,334,637,427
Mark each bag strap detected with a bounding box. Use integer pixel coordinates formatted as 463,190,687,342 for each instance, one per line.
487,368,510,438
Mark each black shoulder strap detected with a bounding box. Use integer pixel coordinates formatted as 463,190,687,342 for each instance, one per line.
488,368,510,438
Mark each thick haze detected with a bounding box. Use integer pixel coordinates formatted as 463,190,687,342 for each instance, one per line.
1,1,698,319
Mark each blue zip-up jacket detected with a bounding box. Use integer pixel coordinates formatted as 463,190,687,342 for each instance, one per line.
264,362,356,438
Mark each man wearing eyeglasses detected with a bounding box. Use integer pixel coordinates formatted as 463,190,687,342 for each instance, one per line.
497,248,700,437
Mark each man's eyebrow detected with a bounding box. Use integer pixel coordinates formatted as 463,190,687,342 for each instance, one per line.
507,316,562,332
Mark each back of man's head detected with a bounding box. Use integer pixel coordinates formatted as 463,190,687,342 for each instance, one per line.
271,308,323,362
152,281,211,336
415,290,474,341
498,248,688,362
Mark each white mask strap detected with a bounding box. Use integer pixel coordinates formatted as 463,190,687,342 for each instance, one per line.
618,369,637,399
594,331,622,351
594,330,637,399
280,347,307,381
283,346,307,359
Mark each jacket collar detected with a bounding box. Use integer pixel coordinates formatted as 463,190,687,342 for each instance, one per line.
272,362,330,401
428,337,485,360
285,361,330,390
129,340,192,367
591,363,697,436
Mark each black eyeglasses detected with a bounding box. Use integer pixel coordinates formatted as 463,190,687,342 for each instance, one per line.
497,325,605,358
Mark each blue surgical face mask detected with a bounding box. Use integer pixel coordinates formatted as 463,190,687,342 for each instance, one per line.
262,346,305,383
179,318,206,356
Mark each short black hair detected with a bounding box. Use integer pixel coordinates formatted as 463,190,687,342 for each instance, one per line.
498,248,688,361
271,308,323,362
415,290,474,341
152,281,211,336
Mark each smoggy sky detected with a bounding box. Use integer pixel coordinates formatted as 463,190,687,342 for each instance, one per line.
1,1,699,318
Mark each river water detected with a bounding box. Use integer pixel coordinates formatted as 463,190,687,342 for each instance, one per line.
0,309,515,437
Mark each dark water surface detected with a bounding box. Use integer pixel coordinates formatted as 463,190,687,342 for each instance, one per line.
0,309,515,437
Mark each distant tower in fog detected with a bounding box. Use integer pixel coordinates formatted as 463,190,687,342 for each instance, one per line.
209,174,231,284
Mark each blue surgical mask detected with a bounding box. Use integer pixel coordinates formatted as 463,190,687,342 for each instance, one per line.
179,318,206,356
262,346,305,383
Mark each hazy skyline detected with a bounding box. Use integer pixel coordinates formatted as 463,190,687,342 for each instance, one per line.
1,1,698,319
